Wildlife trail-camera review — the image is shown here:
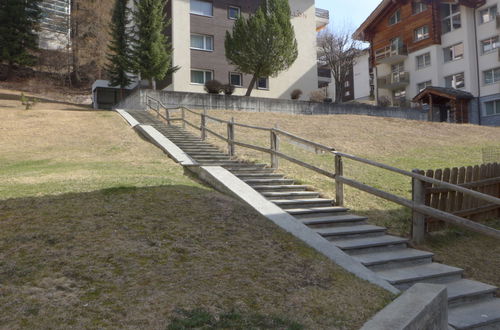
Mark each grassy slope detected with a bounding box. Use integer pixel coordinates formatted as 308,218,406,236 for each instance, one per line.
0,90,392,329
188,109,500,288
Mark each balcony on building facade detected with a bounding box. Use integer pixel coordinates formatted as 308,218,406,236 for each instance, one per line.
315,8,329,31
318,67,332,83
496,13,500,29
377,71,410,90
374,45,408,65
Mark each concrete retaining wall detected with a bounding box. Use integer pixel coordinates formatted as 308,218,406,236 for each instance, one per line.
115,89,428,121
361,283,448,330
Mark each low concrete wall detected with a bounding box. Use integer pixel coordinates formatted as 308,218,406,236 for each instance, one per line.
115,89,428,121
361,283,448,330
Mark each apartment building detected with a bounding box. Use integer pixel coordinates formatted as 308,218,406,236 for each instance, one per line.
354,0,500,126
161,0,329,100
38,0,71,50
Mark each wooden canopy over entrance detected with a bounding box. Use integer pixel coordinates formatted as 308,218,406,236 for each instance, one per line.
413,86,474,124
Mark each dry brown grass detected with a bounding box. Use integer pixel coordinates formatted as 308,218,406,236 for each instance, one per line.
0,90,393,329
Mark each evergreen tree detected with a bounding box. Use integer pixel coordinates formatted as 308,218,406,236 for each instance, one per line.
106,0,132,96
0,0,42,80
131,0,177,90
225,0,298,96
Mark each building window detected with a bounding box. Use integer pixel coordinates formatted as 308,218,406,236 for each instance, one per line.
190,34,213,51
484,100,500,116
257,77,269,90
414,25,429,42
228,6,240,19
443,43,464,62
479,5,497,24
344,81,350,87
441,3,461,34
229,72,242,86
445,72,465,89
484,67,500,85
412,1,428,15
416,52,431,70
190,0,213,17
191,69,213,84
389,9,401,25
481,36,499,54
417,80,432,93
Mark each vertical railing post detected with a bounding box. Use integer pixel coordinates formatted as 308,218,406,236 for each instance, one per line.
334,154,344,206
270,124,280,169
201,109,207,140
181,108,186,129
227,117,235,157
165,109,171,126
412,169,427,245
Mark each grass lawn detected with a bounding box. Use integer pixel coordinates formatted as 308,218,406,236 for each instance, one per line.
181,109,500,288
0,89,393,329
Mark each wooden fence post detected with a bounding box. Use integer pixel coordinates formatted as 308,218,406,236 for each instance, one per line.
335,154,344,206
270,124,280,169
412,169,427,245
181,108,186,129
201,112,206,141
227,117,235,157
165,109,171,126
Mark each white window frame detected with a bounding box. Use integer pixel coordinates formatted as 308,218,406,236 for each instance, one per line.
441,3,461,34
412,1,428,15
481,36,499,54
445,72,465,89
190,69,213,85
190,0,213,17
414,25,429,42
389,9,401,26
229,72,243,87
417,80,432,93
416,52,431,70
443,43,464,63
479,5,497,24
190,34,214,51
228,6,240,20
483,67,500,85
257,77,269,90
484,100,500,116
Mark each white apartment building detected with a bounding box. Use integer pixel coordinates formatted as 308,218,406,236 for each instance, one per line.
354,0,500,126
38,0,71,51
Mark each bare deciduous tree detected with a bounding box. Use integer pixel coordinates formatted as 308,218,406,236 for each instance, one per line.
317,28,360,103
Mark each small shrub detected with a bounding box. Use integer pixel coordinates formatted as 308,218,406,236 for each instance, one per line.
290,89,302,100
20,93,38,110
309,90,325,103
204,80,223,94
222,84,235,95
378,96,391,107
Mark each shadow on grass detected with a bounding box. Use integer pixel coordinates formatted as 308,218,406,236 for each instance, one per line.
0,92,91,109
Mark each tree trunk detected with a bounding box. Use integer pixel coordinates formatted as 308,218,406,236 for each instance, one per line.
245,75,258,97
150,79,156,90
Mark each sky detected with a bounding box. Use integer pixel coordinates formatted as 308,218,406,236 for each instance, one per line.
315,0,382,31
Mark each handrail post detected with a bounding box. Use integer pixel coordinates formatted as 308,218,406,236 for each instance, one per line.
335,154,344,206
201,109,207,140
181,108,186,129
165,109,171,126
412,169,427,245
227,117,235,157
270,124,280,169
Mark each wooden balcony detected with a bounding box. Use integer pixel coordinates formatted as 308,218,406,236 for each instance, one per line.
375,45,408,65
377,71,410,90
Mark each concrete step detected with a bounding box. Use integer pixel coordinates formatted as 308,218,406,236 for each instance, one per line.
222,164,268,171
272,198,334,209
228,168,276,175
443,279,498,306
331,235,408,252
448,298,500,330
262,191,320,200
352,248,434,269
185,152,228,157
287,206,349,216
252,185,310,192
244,178,295,186
191,155,231,160
374,263,463,290
235,173,285,180
300,214,367,226
315,224,386,238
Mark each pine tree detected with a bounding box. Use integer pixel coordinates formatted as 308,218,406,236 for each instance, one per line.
106,0,132,97
0,0,42,80
131,0,177,90
225,0,298,96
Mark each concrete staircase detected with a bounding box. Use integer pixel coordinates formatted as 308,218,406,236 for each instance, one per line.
129,111,500,330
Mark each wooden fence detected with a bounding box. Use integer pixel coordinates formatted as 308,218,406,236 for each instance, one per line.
416,163,500,232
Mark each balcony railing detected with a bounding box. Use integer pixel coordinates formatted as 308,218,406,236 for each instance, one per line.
377,71,410,90
496,13,500,29
374,45,408,64
318,67,331,78
316,8,329,20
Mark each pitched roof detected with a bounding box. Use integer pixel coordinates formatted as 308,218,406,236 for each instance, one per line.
413,86,474,102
